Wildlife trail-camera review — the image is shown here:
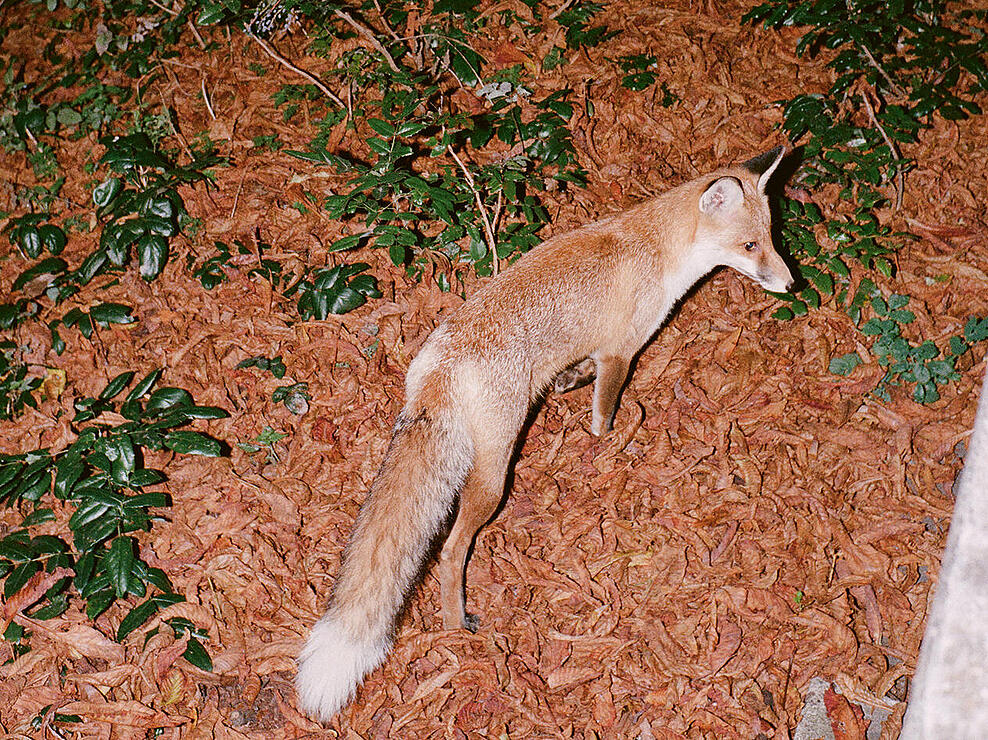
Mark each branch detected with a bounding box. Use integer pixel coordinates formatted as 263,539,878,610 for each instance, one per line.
860,90,904,211
249,35,345,108
448,147,500,275
857,43,907,99
549,0,579,21
334,9,401,75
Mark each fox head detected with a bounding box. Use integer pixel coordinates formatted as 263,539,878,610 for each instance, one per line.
694,147,794,294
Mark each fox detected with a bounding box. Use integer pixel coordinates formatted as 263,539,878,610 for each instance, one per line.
295,147,794,722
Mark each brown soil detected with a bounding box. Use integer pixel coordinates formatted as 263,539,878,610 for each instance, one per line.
2,1,986,738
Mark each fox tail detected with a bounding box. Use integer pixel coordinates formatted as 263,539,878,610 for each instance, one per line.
295,407,472,722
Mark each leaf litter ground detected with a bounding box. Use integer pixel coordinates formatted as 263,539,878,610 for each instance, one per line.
2,0,987,737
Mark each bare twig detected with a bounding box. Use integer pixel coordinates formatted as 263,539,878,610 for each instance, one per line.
549,0,579,21
200,77,216,120
334,9,401,75
491,189,503,245
230,167,248,220
158,90,195,161
860,90,904,211
147,0,179,17
250,35,345,108
371,0,404,44
448,146,499,275
857,43,907,98
186,19,208,50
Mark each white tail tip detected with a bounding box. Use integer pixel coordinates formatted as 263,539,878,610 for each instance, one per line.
295,616,389,723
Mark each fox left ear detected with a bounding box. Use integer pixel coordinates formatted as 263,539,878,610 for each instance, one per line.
699,176,744,215
743,146,786,193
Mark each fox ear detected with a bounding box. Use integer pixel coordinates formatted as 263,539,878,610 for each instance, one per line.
743,146,786,193
699,176,743,215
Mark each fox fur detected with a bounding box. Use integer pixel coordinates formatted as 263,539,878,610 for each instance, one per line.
296,148,794,722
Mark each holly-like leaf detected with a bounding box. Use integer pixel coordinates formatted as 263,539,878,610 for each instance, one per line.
163,431,222,456
93,178,124,208
136,233,168,281
90,303,136,327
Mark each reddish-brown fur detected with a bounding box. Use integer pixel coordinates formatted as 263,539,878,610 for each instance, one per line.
295,150,794,722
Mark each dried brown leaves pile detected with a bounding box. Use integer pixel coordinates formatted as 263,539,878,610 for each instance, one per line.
1,0,986,737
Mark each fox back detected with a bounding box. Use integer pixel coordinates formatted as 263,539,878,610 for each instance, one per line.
405,149,792,418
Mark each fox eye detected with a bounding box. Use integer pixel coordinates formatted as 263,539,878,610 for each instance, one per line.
743,240,758,252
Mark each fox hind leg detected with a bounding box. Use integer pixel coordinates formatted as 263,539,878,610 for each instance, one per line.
438,442,512,632
553,357,597,394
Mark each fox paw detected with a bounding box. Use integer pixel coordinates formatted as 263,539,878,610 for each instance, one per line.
463,612,480,633
554,358,596,394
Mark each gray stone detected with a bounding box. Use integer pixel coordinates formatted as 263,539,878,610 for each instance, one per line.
901,367,988,739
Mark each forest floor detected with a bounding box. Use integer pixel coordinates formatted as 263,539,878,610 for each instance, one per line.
2,0,987,738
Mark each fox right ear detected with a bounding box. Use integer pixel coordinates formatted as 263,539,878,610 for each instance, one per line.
699,176,743,215
743,146,786,193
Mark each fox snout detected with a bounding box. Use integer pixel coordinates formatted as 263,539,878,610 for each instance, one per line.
754,247,794,293
757,267,794,293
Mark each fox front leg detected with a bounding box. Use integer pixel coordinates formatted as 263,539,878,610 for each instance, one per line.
590,354,631,436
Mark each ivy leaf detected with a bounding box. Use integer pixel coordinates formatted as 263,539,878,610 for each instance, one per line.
829,352,863,376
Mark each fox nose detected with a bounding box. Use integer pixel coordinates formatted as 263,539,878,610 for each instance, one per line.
784,277,794,292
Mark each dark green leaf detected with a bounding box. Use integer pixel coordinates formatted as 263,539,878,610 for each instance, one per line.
17,225,42,258
100,371,135,400
182,635,213,671
367,118,395,136
145,388,193,412
328,234,365,252
93,178,123,208
4,561,41,599
54,452,84,498
104,537,137,599
21,508,55,527
116,597,160,640
86,588,115,620
126,368,163,401
128,468,166,487
38,225,67,255
914,341,938,360
13,258,68,291
90,303,136,326
163,431,222,456
330,287,366,314
136,233,168,282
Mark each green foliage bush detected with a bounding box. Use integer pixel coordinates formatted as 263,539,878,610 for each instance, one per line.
745,0,988,401
0,370,224,668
